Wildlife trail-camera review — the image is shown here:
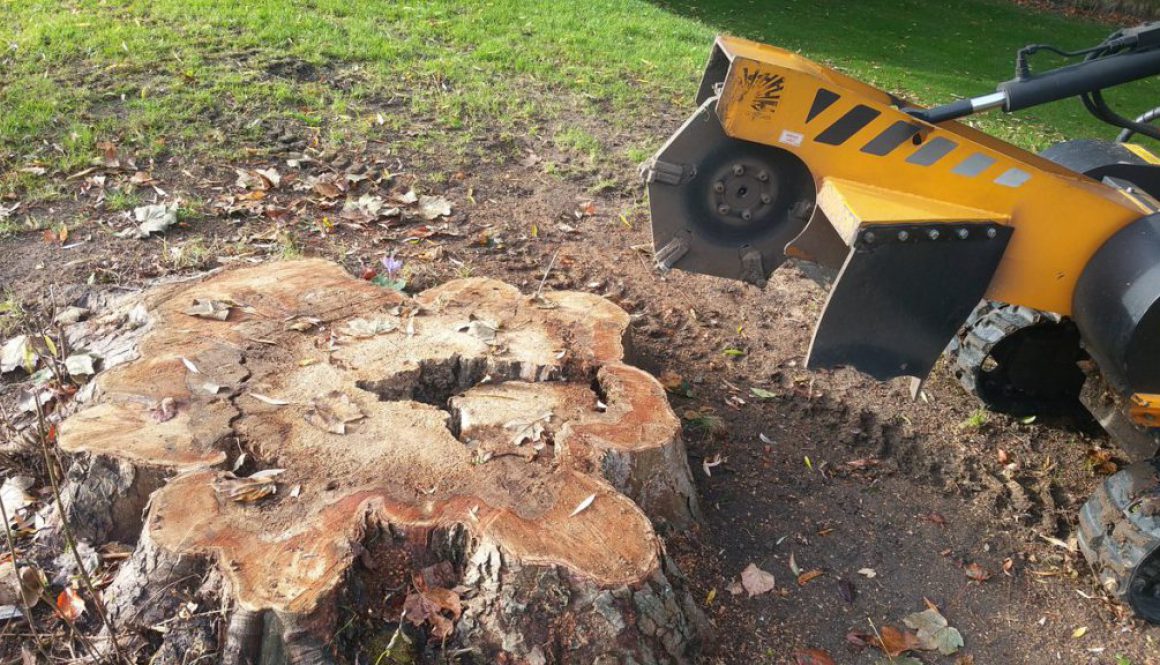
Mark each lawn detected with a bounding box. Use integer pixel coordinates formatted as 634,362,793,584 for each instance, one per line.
2,0,1159,192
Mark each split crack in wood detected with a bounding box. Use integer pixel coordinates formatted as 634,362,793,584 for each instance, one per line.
54,259,707,664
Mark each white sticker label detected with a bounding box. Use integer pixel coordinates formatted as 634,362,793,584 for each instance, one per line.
778,129,804,147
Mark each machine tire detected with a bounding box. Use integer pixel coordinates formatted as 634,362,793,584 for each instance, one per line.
1078,459,1160,622
947,301,1085,417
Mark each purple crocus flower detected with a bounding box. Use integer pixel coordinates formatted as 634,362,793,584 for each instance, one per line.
381,253,403,278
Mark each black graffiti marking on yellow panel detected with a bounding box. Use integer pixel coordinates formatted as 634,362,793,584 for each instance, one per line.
740,66,785,115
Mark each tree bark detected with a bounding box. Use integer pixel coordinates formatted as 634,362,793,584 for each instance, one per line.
53,259,708,664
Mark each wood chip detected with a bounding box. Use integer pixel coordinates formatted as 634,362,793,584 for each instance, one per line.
569,493,596,517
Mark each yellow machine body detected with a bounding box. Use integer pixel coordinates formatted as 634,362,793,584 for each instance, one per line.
712,35,1149,315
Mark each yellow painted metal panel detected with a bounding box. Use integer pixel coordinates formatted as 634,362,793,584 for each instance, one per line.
712,35,1144,314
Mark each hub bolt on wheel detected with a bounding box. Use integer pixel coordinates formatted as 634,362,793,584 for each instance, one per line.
732,164,745,176
717,204,731,215
713,181,725,193
898,230,910,241
757,170,769,182
741,210,753,221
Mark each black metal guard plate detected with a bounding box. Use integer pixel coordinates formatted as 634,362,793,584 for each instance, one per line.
807,222,1013,381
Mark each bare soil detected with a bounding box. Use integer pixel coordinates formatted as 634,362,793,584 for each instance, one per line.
2,101,1158,664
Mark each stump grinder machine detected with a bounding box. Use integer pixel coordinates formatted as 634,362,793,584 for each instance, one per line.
643,22,1160,621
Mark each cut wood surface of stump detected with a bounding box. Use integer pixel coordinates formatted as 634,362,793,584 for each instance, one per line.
54,259,706,665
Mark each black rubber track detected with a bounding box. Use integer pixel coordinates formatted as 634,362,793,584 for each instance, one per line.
1078,458,1160,622
946,301,1086,417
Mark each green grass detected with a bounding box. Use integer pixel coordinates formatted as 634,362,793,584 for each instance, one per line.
1,0,1158,178
105,189,143,212
960,408,991,430
654,0,1160,147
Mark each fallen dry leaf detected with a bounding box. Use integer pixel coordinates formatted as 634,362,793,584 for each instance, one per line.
249,393,291,406
55,586,85,622
403,581,462,639
457,318,499,344
64,353,96,376
342,316,398,338
920,512,947,527
873,625,920,657
185,299,233,321
837,578,856,603
0,563,43,608
964,562,991,582
418,195,452,220
0,335,34,374
304,391,366,435
149,397,179,423
702,453,723,477
569,493,596,517
740,563,776,597
313,180,343,199
797,569,824,586
0,477,35,527
120,203,178,239
213,469,285,503
792,648,836,665
904,607,964,655
857,567,878,578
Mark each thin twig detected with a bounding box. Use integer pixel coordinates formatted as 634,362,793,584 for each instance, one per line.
533,248,561,300
31,397,130,665
0,485,53,663
866,617,897,664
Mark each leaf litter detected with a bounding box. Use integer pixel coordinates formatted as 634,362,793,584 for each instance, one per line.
304,391,366,434
740,563,776,597
213,468,287,503
904,606,965,655
120,203,179,239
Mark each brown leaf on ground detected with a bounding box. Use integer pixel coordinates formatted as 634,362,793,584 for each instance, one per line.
404,578,462,639
740,563,776,597
797,569,824,586
314,182,343,198
1086,448,1118,475
792,648,836,665
920,512,947,526
873,625,920,657
964,562,992,582
658,370,684,391
55,586,85,622
846,631,872,650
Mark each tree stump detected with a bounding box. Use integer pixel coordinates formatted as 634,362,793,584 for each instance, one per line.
54,259,706,664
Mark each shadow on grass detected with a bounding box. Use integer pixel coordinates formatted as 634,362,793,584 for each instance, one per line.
647,0,1160,143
